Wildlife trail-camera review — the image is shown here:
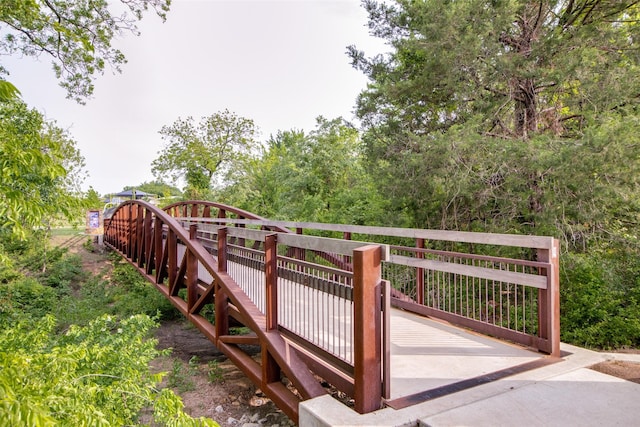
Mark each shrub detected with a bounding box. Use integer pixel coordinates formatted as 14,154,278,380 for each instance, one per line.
45,254,87,288
0,278,57,326
109,258,179,320
0,314,218,426
561,252,640,349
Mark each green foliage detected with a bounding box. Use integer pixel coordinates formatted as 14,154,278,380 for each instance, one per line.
56,254,178,328
0,314,217,426
167,359,195,392
0,0,171,103
55,277,113,329
123,180,183,199
44,253,86,288
0,101,86,239
84,187,104,210
352,0,640,139
0,79,20,101
220,117,395,226
207,360,224,384
561,252,640,349
108,257,178,320
0,278,57,326
152,110,260,198
0,234,216,426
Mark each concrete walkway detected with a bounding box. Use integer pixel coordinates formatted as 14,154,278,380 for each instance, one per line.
301,309,640,426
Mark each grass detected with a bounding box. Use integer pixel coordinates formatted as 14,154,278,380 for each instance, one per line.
50,227,82,236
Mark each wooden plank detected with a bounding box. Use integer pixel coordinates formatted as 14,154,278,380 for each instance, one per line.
389,254,549,289
218,334,259,345
184,217,556,249
187,225,198,311
277,233,391,261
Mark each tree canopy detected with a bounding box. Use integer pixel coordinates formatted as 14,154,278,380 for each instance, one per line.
216,117,393,226
348,0,640,244
350,0,640,140
345,0,640,347
0,0,170,103
151,110,260,199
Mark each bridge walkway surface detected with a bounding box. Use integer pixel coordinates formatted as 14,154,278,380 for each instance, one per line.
103,200,640,426
301,342,640,426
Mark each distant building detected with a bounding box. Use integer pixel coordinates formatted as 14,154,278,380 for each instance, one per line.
103,189,154,205
103,189,157,219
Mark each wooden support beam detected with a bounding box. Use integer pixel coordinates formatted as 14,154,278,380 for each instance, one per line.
263,233,281,385
538,239,561,357
167,230,177,293
353,244,383,414
215,227,229,339
187,224,198,311
416,238,425,305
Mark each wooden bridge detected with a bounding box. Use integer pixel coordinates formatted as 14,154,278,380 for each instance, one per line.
103,200,560,423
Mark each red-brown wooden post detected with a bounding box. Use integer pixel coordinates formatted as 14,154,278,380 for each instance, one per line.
143,209,153,273
135,204,144,265
191,203,198,218
416,238,425,305
263,233,280,386
114,209,120,249
538,239,561,357
117,208,122,249
343,232,352,265
168,229,177,291
265,234,278,330
215,227,229,339
187,224,198,312
353,244,382,414
154,217,163,283
296,227,305,262
129,203,136,259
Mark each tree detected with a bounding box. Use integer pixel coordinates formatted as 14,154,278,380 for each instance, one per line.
0,0,170,103
0,100,86,239
220,117,392,226
350,0,640,140
350,0,640,346
349,0,640,237
151,110,260,199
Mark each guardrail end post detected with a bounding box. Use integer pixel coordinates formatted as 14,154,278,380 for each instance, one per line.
353,244,383,414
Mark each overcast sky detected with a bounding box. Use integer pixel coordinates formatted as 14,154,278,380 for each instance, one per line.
6,0,387,195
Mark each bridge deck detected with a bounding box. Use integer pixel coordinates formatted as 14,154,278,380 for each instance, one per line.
387,308,544,406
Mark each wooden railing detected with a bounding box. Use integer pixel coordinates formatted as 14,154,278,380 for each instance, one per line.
103,200,390,420
169,200,560,357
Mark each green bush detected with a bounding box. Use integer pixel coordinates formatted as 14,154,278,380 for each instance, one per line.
109,258,178,320
0,314,218,426
55,276,113,329
0,278,57,326
45,254,87,288
561,252,640,349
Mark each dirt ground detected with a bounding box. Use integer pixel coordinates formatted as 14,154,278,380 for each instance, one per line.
54,233,640,425
590,355,640,384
